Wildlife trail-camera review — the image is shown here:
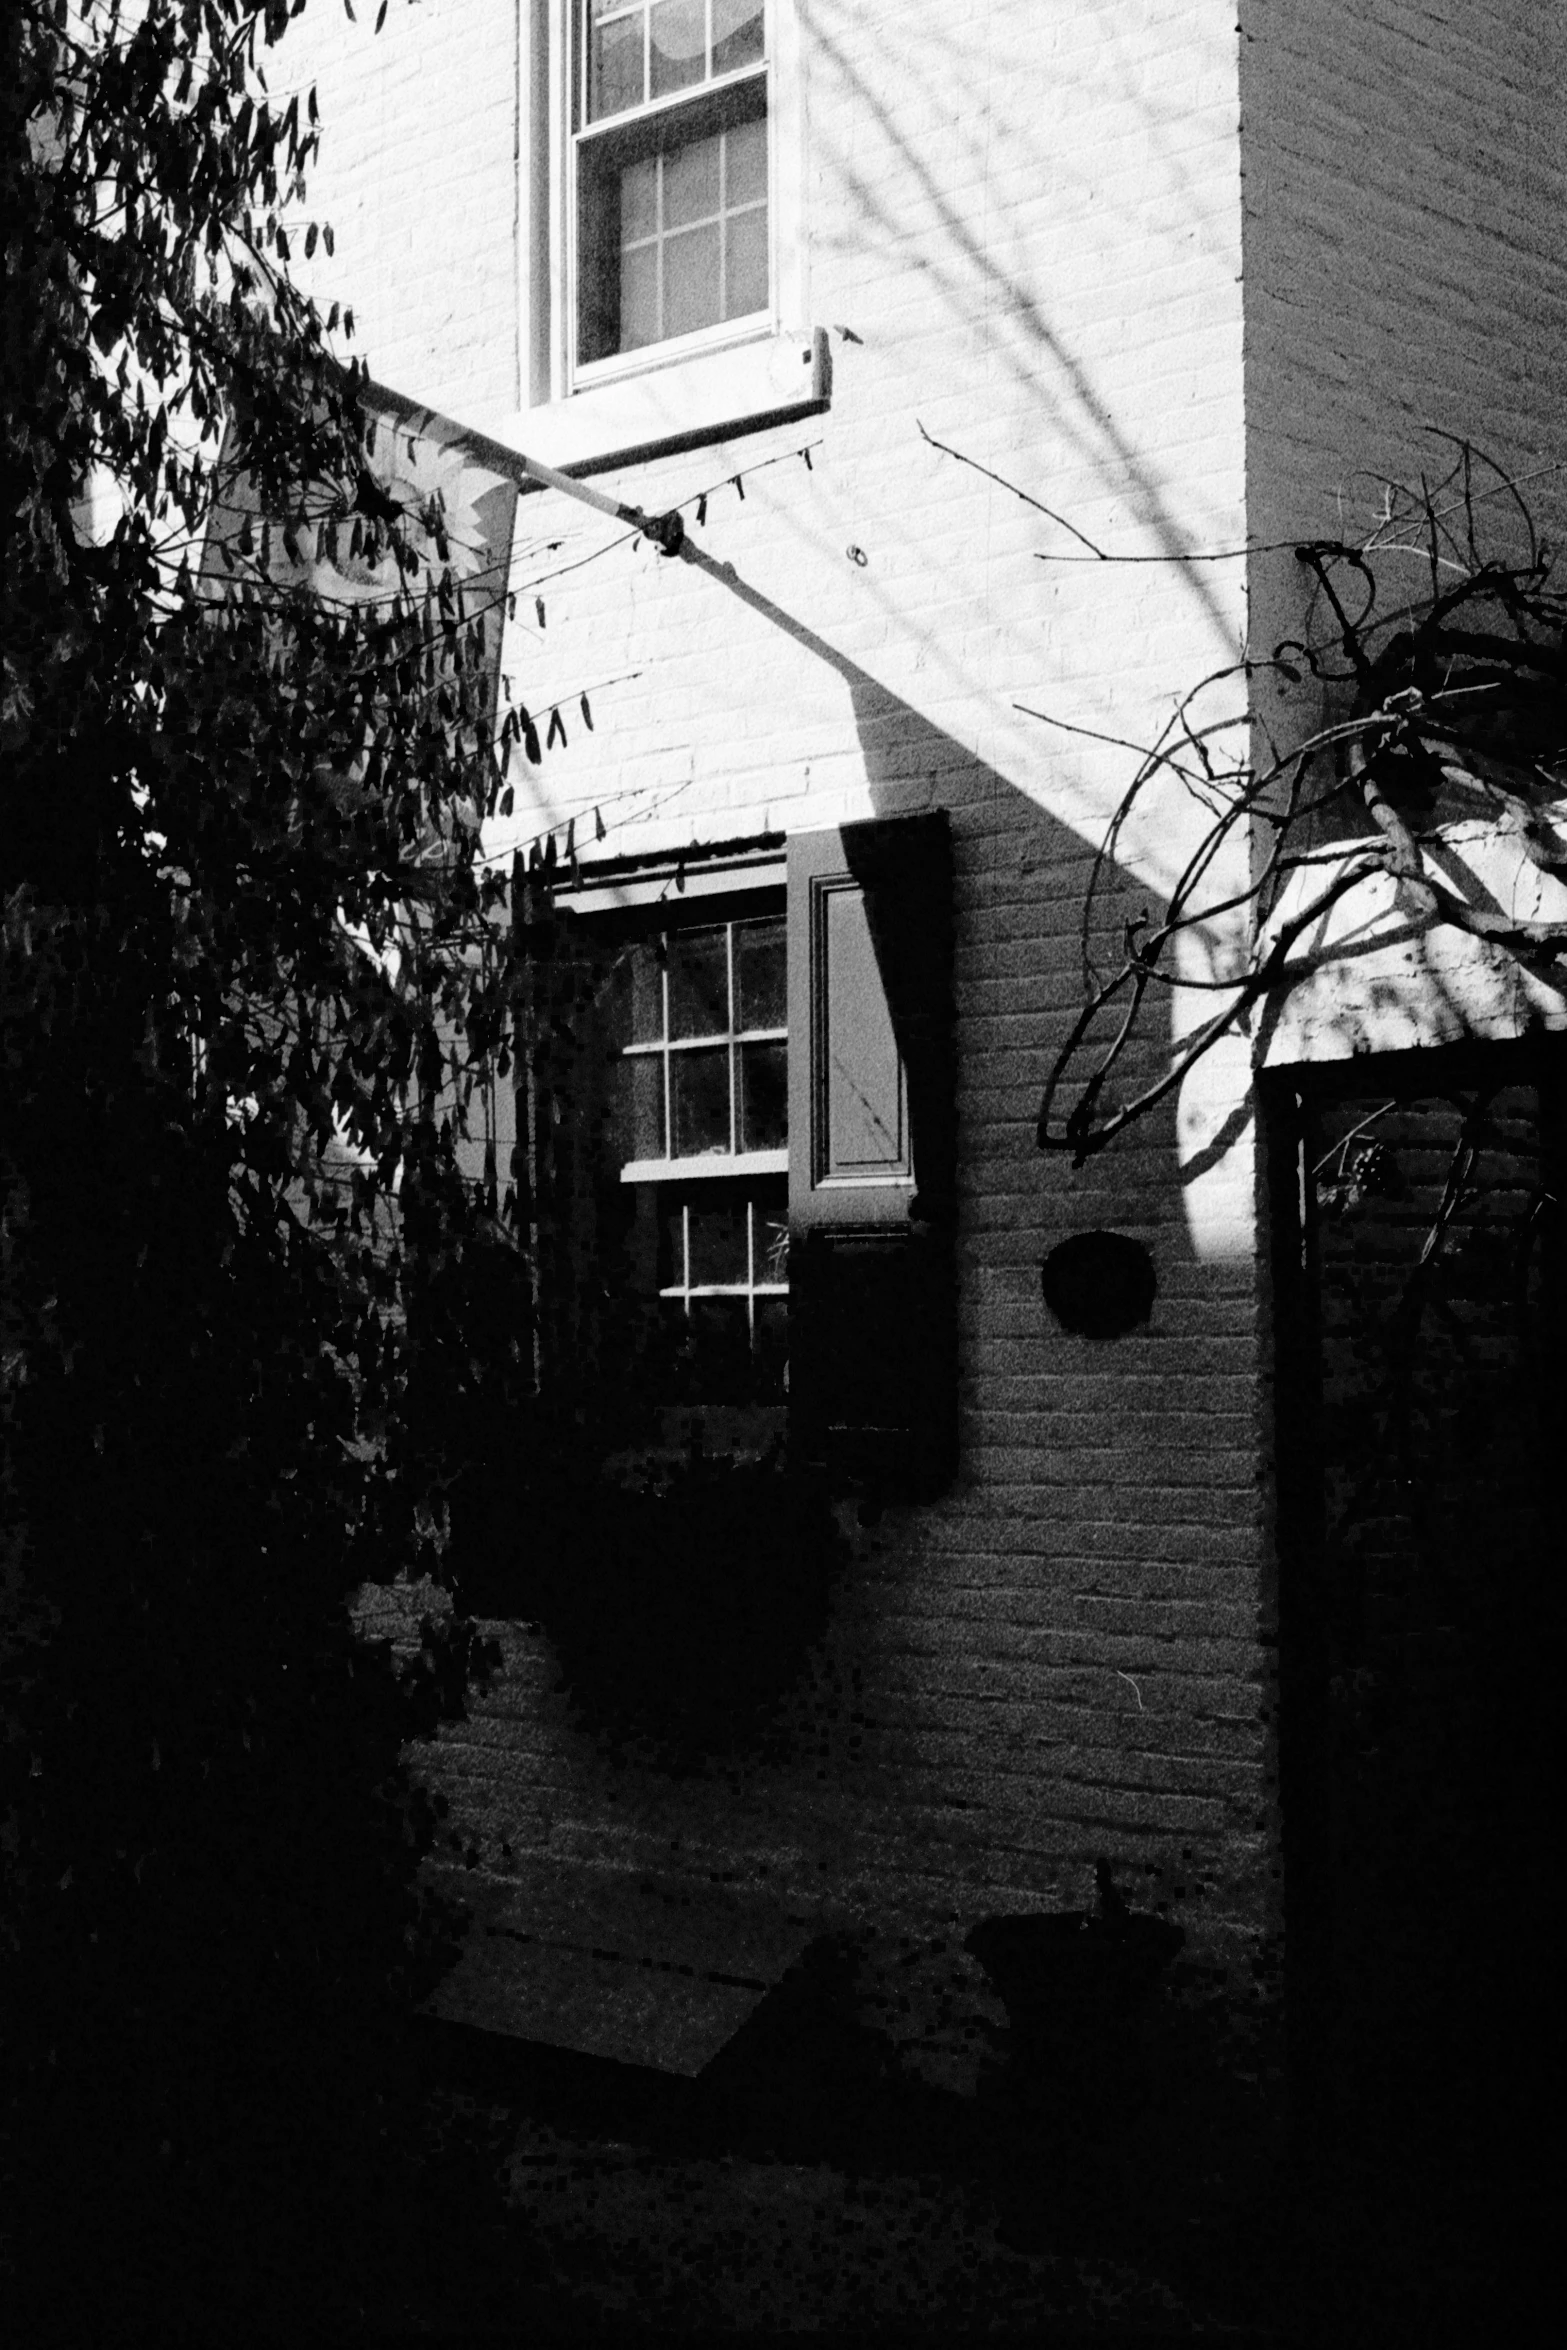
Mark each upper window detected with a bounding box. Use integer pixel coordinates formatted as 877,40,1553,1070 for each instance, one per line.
574,0,771,372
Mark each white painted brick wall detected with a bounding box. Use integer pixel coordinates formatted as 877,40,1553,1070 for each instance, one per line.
294,0,1563,1992
273,1,521,417
1239,0,1567,739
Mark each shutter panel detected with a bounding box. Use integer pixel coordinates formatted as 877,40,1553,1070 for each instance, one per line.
786,814,956,1496
515,885,625,1415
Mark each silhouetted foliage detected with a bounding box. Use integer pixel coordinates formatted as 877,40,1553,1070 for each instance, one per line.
1,2,536,2327
473,1452,845,1771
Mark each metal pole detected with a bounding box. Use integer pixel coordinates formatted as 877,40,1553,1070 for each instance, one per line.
362,374,685,556
508,446,685,556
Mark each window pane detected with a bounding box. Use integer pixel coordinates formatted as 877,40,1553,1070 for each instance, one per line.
754,1189,789,1283
655,1192,685,1287
618,1052,666,1160
662,1296,702,1395
671,1046,731,1155
713,0,765,76
667,927,729,1037
662,131,721,228
723,202,768,320
734,917,785,1031
685,1296,751,1388
688,1193,749,1286
662,220,722,339
620,153,658,242
649,0,705,97
577,142,621,362
753,1296,788,1401
619,237,660,351
739,1040,787,1151
725,113,768,206
589,8,644,121
625,939,666,1046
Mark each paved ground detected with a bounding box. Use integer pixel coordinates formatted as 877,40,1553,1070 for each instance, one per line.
500,2110,1218,2337
410,2028,1546,2344
405,1908,1549,2348
413,2028,1426,2343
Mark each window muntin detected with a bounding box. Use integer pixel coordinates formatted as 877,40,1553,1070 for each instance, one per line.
575,1,770,368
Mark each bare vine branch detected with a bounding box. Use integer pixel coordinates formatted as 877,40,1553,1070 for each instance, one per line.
954,437,1567,1161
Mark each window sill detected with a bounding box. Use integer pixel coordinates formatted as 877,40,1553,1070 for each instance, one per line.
472,328,829,479
621,1149,788,1184
600,1405,789,1488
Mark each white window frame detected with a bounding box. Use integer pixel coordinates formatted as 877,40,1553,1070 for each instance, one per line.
511,0,819,471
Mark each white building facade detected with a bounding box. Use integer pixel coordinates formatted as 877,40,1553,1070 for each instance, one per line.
284,1,1567,2082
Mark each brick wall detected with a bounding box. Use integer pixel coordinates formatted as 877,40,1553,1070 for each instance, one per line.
1239,0,1567,751
274,0,521,418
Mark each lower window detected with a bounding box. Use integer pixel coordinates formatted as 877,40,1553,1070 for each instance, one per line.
522,817,955,1495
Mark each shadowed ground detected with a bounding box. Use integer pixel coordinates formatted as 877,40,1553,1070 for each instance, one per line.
409,1922,1546,2344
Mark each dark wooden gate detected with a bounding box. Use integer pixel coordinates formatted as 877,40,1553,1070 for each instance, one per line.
1267,1039,1564,2163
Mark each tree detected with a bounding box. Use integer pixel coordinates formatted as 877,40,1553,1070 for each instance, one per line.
1,2,538,2327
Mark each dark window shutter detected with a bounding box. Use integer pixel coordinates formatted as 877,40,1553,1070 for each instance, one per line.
786,813,956,1496
514,889,629,1415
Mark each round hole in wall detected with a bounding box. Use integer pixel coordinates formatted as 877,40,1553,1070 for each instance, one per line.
1040,1230,1157,1340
